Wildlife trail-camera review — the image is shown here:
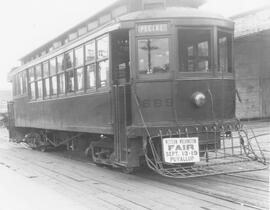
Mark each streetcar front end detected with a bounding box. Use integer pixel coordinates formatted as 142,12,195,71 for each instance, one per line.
120,7,267,177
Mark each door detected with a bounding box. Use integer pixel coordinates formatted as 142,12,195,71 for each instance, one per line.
111,30,131,163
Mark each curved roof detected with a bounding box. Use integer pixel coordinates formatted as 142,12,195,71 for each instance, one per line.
119,7,229,22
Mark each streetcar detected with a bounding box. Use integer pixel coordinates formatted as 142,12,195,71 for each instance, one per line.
7,0,266,178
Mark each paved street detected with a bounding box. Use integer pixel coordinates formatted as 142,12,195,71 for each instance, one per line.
0,121,269,210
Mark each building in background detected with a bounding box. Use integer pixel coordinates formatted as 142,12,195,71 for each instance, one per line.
232,6,270,119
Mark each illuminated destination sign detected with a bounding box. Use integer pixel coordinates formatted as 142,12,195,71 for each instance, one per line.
162,137,200,163
137,23,168,34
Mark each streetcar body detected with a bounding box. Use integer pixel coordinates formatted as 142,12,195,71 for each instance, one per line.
8,0,265,177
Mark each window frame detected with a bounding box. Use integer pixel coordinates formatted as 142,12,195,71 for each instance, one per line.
135,34,171,80
35,64,43,100
24,33,111,102
137,36,171,76
49,57,58,97
85,40,97,92
74,45,85,92
178,27,213,75
28,67,36,100
217,28,233,75
96,35,110,89
43,61,50,98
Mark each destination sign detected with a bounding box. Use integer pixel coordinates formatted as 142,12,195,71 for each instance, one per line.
137,23,168,34
162,137,200,163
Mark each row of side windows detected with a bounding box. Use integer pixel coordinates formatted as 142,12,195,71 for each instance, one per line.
13,35,109,100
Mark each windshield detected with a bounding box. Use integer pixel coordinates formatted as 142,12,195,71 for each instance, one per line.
178,28,233,74
179,29,211,72
218,31,233,73
138,38,170,74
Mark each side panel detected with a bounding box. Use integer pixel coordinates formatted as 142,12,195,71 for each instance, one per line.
13,92,113,134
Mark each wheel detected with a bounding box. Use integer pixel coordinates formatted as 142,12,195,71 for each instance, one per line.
39,145,47,152
84,146,92,159
122,167,135,174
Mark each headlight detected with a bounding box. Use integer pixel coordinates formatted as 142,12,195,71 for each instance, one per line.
191,92,206,107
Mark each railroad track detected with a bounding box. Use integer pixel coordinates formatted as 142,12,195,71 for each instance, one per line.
2,144,268,210
137,170,269,210
0,127,269,210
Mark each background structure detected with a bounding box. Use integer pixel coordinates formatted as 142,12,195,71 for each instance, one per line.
232,6,270,119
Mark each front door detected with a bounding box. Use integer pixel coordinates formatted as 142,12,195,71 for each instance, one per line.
111,30,131,164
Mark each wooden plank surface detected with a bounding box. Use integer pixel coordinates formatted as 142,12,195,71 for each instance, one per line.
0,123,269,210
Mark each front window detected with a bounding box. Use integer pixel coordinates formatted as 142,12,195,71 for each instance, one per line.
179,29,211,72
138,38,169,74
218,31,232,73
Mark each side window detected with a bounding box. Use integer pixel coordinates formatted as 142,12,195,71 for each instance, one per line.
75,46,84,91
218,31,232,73
85,41,95,64
43,61,50,97
22,70,27,94
98,60,109,87
29,67,35,82
97,36,109,87
35,64,43,99
57,55,65,94
14,74,20,96
179,29,211,72
64,50,74,93
59,72,65,94
63,50,74,70
85,41,96,90
75,46,84,67
66,70,74,93
76,67,84,91
12,75,16,97
29,67,36,100
19,72,23,95
50,58,57,96
57,54,64,72
138,38,169,74
86,64,96,89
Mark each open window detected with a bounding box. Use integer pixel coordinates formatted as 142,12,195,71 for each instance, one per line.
179,28,211,72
